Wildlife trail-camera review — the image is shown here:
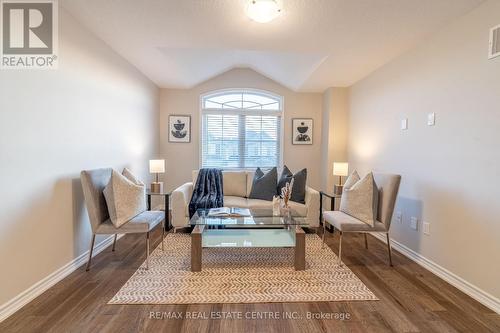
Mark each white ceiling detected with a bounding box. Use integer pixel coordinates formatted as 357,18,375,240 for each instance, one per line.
61,0,484,92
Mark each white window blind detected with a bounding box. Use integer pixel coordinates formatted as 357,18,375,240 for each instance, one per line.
201,90,283,169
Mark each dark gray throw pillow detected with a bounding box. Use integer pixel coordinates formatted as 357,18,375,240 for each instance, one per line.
249,167,278,201
277,165,307,204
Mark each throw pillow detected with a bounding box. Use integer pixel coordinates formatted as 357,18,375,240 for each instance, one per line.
340,172,378,226
277,165,307,204
103,170,146,228
343,170,360,189
123,167,148,207
122,167,145,186
249,167,278,201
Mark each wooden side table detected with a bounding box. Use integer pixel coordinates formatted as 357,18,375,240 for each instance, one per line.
146,190,171,230
319,191,341,233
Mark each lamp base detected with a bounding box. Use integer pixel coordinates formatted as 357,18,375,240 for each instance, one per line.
151,182,163,193
333,184,344,196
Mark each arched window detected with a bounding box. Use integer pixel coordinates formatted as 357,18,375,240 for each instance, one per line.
201,89,283,169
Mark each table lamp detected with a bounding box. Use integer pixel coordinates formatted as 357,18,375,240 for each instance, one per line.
149,159,165,193
333,162,348,195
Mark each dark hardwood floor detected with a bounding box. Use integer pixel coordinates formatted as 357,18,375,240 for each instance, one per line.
1,227,499,333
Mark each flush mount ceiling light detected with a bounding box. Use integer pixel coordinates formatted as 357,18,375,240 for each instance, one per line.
246,0,281,23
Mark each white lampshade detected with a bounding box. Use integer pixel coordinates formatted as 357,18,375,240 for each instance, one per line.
246,0,281,23
333,162,348,177
149,159,165,173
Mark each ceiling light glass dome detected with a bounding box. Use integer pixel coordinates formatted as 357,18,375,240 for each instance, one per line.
246,0,281,23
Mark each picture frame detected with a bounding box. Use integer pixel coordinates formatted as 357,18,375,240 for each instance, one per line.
292,118,313,145
168,115,191,143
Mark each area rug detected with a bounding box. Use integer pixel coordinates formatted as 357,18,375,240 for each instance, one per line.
109,233,378,304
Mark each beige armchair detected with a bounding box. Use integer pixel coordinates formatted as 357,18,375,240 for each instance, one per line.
322,173,401,266
80,168,165,271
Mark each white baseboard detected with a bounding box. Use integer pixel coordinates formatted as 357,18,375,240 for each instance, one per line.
0,234,123,323
372,233,500,314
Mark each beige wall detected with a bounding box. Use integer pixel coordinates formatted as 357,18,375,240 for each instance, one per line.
349,0,500,300
321,87,349,193
160,68,323,191
0,8,159,307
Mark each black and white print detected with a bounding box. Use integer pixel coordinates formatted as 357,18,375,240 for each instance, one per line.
169,115,191,143
292,118,313,145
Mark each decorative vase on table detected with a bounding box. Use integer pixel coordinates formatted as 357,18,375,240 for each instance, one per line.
280,179,294,217
272,195,281,216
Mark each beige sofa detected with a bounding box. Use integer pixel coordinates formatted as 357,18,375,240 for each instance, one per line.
171,170,320,229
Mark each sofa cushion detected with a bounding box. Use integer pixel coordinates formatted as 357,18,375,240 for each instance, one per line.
323,210,386,232
97,210,163,234
277,165,307,204
246,170,255,197
246,198,273,209
249,167,277,201
192,170,247,197
247,198,307,216
222,171,247,197
224,196,249,208
288,201,308,216
185,195,249,216
183,196,308,218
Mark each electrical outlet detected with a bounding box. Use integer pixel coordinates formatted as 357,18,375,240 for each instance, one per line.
427,113,435,126
423,222,430,235
395,211,402,224
410,217,418,230
401,118,408,130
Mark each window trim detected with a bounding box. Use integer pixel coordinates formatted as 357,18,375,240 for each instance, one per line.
199,88,284,170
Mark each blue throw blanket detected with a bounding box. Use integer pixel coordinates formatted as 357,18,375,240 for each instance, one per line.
189,168,224,218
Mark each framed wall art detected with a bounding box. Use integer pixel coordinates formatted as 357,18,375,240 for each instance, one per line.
169,115,191,143
292,118,313,145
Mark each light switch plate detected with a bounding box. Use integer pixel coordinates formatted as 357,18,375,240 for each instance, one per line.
410,217,418,230
423,222,430,235
427,113,435,126
401,118,408,130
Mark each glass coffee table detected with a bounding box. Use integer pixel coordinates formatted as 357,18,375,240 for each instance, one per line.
189,208,308,272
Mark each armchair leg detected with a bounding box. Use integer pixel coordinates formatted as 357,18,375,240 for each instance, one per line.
364,233,368,249
146,232,150,270
338,231,343,265
386,232,393,266
112,234,117,252
85,234,96,271
161,220,165,251
322,219,326,248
